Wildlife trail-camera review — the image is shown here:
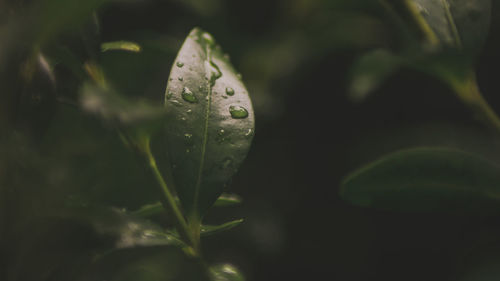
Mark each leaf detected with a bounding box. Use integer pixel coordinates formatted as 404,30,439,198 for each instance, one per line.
80,81,168,149
62,207,183,248
210,264,246,281
340,147,500,214
213,193,243,207
407,0,491,56
201,219,244,237
132,193,243,218
80,246,211,281
164,28,255,219
81,82,166,129
348,49,401,102
5,208,182,281
101,41,142,53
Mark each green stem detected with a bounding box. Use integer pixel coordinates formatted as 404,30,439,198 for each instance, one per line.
141,137,201,256
449,72,500,132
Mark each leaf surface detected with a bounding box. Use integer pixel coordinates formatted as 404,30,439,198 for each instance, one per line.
164,28,254,219
341,147,500,214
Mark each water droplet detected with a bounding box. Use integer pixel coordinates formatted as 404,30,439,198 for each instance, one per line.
216,129,226,144
182,87,197,103
186,148,191,153
181,117,187,121
199,85,203,90
229,105,248,119
170,99,183,107
178,77,184,81
202,32,215,46
244,128,253,138
206,60,222,86
184,133,193,140
225,87,235,96
166,91,174,100
176,61,184,67
205,95,209,101
186,109,192,114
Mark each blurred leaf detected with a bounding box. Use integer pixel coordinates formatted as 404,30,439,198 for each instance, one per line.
6,207,181,281
80,81,168,147
80,246,210,281
101,41,142,53
213,193,243,207
40,105,161,209
210,264,245,281
164,28,255,220
60,207,183,249
340,147,500,214
132,202,165,218
132,193,243,218
407,0,491,55
201,219,244,237
33,0,109,45
348,49,401,102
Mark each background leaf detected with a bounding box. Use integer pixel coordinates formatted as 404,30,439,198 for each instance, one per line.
164,28,255,219
409,0,491,55
340,147,500,214
5,207,181,281
101,41,142,53
348,49,401,102
201,219,244,237
80,246,210,281
210,264,245,281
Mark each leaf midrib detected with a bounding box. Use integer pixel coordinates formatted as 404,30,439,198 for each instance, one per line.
192,43,213,218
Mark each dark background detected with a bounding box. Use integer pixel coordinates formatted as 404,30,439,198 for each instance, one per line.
3,0,500,280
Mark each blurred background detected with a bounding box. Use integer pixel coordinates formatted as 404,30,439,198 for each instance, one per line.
2,0,500,280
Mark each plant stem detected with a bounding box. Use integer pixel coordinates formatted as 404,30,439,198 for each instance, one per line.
141,137,200,256
449,72,500,132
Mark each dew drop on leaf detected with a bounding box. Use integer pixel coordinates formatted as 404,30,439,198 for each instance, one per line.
207,61,222,86
225,87,235,96
176,61,184,67
170,99,183,107
229,105,248,119
182,87,197,103
202,32,215,46
244,128,253,138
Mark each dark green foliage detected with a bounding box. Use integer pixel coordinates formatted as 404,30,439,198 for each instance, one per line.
341,147,500,214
